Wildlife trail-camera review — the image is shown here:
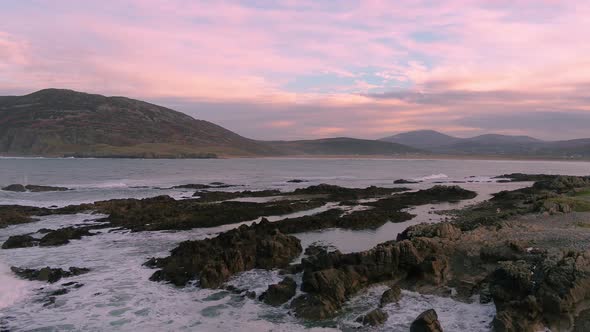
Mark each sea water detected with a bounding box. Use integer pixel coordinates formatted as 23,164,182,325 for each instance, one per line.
0,157,588,331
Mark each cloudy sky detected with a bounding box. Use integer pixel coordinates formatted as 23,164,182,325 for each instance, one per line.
1,0,589,140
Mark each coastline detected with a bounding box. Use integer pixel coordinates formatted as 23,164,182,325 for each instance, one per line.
2,153,589,162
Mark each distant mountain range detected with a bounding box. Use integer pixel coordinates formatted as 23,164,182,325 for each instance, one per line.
1,89,588,159
381,130,590,158
267,137,418,156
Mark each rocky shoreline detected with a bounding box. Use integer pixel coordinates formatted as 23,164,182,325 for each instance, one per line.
2,175,590,330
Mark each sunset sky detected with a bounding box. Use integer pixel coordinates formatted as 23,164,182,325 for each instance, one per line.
1,0,589,140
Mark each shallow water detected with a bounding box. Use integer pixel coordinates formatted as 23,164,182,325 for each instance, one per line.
0,158,588,331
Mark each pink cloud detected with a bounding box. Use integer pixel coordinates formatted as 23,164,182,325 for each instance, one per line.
0,1,589,140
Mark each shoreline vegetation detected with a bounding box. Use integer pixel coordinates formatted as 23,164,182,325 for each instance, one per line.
2,173,590,330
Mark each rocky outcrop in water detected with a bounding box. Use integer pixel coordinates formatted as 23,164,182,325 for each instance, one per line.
2,226,96,249
290,238,432,320
2,184,70,192
192,189,281,202
11,266,90,283
38,226,94,246
410,309,443,332
2,234,38,249
147,220,302,288
380,285,402,307
356,308,389,326
394,179,420,184
259,276,297,306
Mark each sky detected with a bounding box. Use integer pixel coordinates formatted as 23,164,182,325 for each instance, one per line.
1,0,589,140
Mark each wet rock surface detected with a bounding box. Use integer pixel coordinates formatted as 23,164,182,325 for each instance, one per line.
2,226,96,249
4,177,590,331
258,276,297,306
2,184,70,192
95,195,324,231
38,226,95,246
2,234,39,249
355,308,389,326
379,285,402,307
147,219,302,288
394,179,421,184
192,189,281,202
11,266,90,283
410,309,443,332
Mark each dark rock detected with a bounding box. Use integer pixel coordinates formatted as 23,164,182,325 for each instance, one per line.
397,223,462,241
192,189,282,202
98,195,321,231
2,234,39,249
148,220,302,288
394,179,420,184
291,184,409,201
355,308,389,326
172,183,214,189
50,288,69,296
24,185,69,192
380,285,402,307
411,309,443,332
245,291,256,299
2,184,26,192
287,179,308,183
38,227,94,246
259,277,297,306
304,243,337,256
1,184,69,192
489,251,590,332
11,266,90,283
290,293,341,321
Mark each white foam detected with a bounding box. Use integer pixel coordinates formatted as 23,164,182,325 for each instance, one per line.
0,262,31,310
413,173,449,181
339,286,495,331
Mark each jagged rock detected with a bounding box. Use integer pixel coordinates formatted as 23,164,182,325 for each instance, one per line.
304,242,337,256
11,266,90,283
39,226,94,246
2,234,39,249
259,277,297,306
148,220,302,288
355,308,389,326
398,223,462,241
410,309,443,332
533,176,590,193
542,201,572,214
490,252,590,332
290,294,341,321
380,285,402,307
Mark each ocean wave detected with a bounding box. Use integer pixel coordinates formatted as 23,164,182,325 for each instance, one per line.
413,173,448,181
0,262,31,310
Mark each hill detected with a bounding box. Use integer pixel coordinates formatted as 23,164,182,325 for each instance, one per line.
380,130,460,149
267,137,420,156
380,130,590,158
0,89,277,158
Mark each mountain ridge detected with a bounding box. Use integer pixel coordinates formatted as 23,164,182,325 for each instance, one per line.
0,89,419,158
380,130,590,158
0,89,278,158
